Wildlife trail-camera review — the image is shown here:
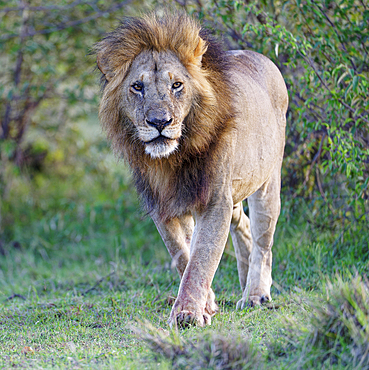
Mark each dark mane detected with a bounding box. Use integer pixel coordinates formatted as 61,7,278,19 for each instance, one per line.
95,13,234,221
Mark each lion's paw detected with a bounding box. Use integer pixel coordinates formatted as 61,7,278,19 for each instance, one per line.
236,294,271,310
170,310,211,328
168,291,217,328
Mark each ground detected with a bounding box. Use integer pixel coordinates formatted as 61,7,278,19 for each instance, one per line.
1,196,367,368
1,117,368,369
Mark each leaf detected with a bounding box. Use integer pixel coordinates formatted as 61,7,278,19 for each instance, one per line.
337,71,348,85
352,75,359,92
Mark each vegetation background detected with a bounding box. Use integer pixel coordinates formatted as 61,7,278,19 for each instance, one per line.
0,0,368,368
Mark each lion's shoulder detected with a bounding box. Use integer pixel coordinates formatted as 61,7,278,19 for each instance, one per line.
226,50,288,112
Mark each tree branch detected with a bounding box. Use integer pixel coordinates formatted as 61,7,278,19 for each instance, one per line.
311,0,357,72
296,50,369,125
304,132,326,185
1,1,132,41
1,1,29,140
1,0,92,13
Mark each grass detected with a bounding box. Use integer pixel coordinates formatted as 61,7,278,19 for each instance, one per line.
1,118,368,369
1,203,367,368
0,243,171,369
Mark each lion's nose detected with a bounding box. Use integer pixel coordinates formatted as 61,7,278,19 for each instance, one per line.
146,117,173,133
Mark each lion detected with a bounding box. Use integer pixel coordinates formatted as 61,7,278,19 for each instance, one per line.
94,12,288,327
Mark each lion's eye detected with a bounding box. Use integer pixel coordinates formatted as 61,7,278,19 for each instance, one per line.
172,82,183,90
132,82,143,92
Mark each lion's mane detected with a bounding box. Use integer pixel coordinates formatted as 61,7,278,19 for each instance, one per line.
95,13,234,221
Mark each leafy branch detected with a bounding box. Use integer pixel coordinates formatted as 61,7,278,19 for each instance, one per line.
0,0,132,41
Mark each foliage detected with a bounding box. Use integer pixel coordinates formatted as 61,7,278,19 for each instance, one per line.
0,0,133,159
168,0,369,230
0,115,164,262
1,0,368,241
0,0,151,240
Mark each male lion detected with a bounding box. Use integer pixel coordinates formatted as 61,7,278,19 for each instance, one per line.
95,13,288,327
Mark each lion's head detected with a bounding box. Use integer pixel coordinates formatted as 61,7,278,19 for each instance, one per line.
94,13,233,220
117,48,202,159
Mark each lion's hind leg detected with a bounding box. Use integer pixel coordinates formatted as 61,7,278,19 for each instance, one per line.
236,165,281,309
230,202,253,292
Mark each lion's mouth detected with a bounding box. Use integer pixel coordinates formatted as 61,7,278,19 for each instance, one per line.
144,135,179,159
144,135,175,145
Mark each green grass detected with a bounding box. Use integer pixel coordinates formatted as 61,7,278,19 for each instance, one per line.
0,241,171,369
1,119,368,369
1,206,368,368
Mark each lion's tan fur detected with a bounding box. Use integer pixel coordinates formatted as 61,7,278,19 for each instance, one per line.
95,13,288,327
95,13,234,221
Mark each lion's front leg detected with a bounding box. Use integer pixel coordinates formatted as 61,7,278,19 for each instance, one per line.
152,213,218,321
236,165,281,309
153,214,193,276
168,193,233,328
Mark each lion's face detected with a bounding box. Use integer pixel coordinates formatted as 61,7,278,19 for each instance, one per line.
121,50,195,159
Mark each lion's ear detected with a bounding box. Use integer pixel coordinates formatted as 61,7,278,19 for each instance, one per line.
193,37,208,66
96,52,115,82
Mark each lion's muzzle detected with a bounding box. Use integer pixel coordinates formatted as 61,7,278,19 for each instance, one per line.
141,109,180,158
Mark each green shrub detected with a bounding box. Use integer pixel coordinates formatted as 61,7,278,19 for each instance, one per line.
269,275,369,369
172,0,369,232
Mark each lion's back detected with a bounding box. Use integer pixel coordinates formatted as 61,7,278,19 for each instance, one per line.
227,50,288,115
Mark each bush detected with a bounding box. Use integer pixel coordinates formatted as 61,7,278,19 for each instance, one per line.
168,0,369,232
269,275,369,368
